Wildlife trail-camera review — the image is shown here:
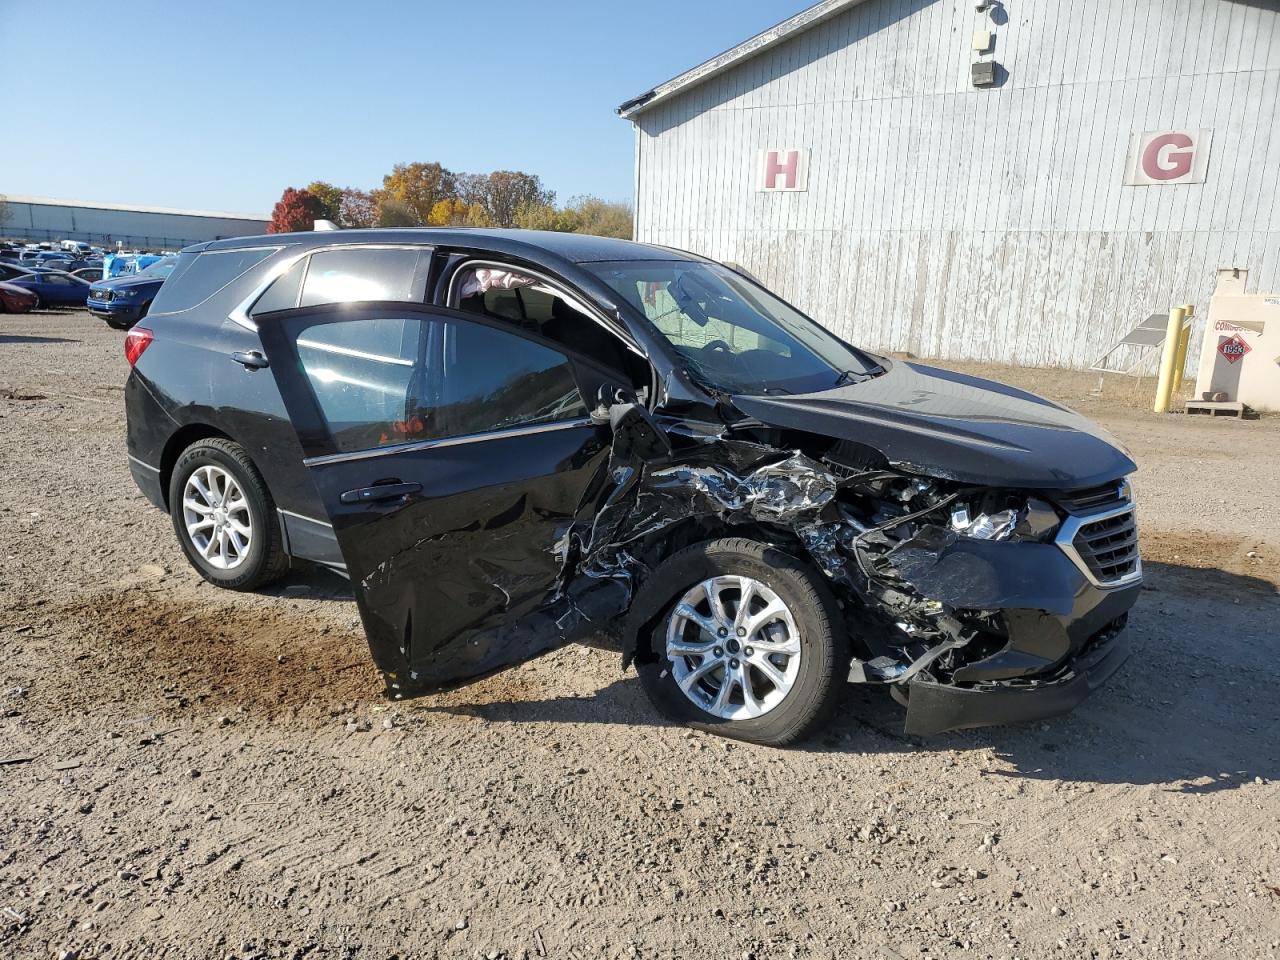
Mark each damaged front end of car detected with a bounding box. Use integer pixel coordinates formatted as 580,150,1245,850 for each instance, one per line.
569,392,1141,737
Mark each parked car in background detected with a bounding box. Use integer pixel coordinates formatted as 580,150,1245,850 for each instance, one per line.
0,280,39,313
87,254,177,328
71,267,104,283
7,268,93,308
0,263,35,283
34,251,75,268
124,228,1141,745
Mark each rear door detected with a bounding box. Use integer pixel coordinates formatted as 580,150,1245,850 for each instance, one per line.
256,302,626,691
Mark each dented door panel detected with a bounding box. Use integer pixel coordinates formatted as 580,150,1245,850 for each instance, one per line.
306,422,610,689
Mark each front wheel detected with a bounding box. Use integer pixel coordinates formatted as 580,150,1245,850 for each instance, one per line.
636,538,844,747
168,438,289,590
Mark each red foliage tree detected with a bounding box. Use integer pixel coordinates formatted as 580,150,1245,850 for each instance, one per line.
267,187,326,234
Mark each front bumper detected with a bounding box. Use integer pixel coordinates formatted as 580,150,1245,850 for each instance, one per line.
862,524,1142,735
87,299,144,324
897,614,1131,736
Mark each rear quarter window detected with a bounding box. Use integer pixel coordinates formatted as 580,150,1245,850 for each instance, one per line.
299,247,431,307
148,248,275,316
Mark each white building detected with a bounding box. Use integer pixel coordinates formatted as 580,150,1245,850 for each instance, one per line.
620,0,1280,370
1,195,268,250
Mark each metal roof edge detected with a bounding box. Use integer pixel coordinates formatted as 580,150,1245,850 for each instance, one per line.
616,0,871,120
1,194,269,222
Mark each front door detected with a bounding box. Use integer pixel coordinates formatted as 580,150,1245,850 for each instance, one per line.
256,302,628,691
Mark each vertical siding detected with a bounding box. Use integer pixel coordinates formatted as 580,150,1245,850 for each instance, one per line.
631,0,1280,371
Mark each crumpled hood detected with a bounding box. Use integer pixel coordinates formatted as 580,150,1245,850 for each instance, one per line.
730,361,1135,489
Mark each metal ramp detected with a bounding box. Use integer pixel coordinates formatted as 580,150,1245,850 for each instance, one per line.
1090,312,1190,375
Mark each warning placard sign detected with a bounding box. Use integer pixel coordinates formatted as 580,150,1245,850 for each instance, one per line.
1218,334,1252,364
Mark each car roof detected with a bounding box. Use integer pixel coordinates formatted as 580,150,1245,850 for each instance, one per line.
200,228,708,265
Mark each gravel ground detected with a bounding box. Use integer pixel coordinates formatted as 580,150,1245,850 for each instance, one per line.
2,309,1278,960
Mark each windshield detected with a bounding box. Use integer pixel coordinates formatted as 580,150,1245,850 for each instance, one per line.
585,260,878,395
138,256,178,279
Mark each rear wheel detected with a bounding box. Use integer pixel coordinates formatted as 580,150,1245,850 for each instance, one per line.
637,538,843,746
168,438,289,590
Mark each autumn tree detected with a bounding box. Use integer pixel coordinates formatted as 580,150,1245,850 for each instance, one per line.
338,188,377,228
304,181,344,223
426,198,470,226
267,187,327,234
378,162,457,225
376,200,419,227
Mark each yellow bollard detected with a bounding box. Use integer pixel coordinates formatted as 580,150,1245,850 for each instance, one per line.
1171,304,1194,395
1153,305,1186,413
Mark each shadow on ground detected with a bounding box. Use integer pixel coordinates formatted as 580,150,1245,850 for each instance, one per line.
0,335,79,345
416,560,1280,792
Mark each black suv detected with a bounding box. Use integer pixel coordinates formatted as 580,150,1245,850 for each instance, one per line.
124,229,1140,744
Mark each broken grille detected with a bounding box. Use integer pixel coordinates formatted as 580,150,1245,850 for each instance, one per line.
1072,509,1139,583
1055,482,1124,513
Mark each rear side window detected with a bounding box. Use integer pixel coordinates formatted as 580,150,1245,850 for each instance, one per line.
150,248,274,315
250,258,306,315
297,317,424,453
299,248,431,308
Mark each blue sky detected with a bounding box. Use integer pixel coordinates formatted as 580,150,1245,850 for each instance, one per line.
1,1,808,215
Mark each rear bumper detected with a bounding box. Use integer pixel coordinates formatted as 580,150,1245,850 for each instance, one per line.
128,455,167,511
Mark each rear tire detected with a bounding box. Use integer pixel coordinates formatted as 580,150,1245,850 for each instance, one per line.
168,438,289,590
636,538,843,747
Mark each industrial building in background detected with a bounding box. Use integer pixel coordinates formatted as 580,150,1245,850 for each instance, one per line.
619,0,1280,372
1,195,268,250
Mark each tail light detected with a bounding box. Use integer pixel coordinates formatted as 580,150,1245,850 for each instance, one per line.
124,326,154,367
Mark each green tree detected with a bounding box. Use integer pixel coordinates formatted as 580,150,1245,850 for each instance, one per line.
304,181,344,223
566,196,633,239
479,171,554,228
514,200,579,233
378,162,457,225
376,199,419,227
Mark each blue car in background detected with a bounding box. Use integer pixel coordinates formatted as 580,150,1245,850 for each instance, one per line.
86,255,178,328
6,268,93,309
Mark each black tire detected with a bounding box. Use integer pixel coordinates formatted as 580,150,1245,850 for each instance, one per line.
138,300,152,321
168,438,289,590
636,537,843,747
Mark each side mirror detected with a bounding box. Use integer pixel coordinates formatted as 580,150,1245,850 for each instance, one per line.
591,387,673,462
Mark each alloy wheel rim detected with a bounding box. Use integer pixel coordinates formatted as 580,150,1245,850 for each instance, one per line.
182,465,252,570
665,575,802,720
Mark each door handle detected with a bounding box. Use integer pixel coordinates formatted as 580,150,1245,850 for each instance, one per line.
339,481,421,505
231,350,269,369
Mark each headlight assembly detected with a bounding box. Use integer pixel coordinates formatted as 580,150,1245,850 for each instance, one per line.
949,496,1061,542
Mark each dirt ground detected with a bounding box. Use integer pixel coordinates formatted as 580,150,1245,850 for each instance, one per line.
2,309,1278,960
